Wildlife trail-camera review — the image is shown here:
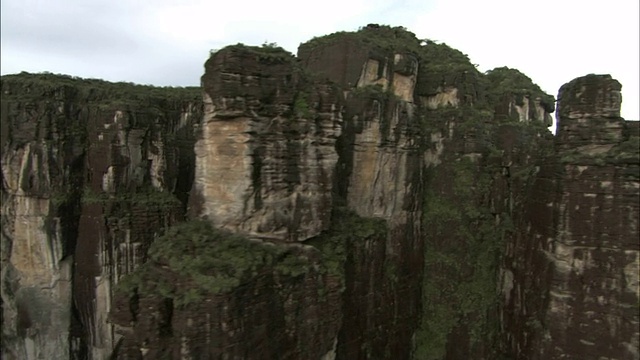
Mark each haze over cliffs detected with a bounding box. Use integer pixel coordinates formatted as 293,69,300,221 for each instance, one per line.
1,25,638,360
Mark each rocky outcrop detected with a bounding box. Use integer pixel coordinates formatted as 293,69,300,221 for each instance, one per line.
191,45,342,242
1,25,638,360
486,67,555,126
119,31,425,358
540,75,639,359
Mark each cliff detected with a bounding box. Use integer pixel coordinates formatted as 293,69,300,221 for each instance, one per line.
1,25,638,360
542,75,639,358
1,74,202,359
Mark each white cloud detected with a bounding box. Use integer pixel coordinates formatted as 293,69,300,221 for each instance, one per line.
1,0,638,119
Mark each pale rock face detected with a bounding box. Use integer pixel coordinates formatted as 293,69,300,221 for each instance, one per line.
77,106,199,360
1,90,200,359
423,131,445,167
532,97,553,125
342,52,422,229
356,54,418,103
148,133,166,190
348,102,414,223
193,93,342,241
500,268,515,304
556,75,625,127
193,112,253,231
392,54,417,103
357,59,389,90
546,163,640,357
102,166,116,193
421,87,460,109
513,97,530,122
1,145,71,360
320,338,338,360
510,96,553,125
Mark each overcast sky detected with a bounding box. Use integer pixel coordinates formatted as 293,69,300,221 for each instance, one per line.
1,0,638,120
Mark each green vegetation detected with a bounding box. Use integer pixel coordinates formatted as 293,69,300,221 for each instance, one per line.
486,67,555,113
297,24,556,120
417,39,484,100
220,42,294,64
349,84,404,143
415,155,513,359
559,136,639,166
351,84,398,101
81,187,181,208
293,91,312,118
50,191,72,208
299,24,474,71
307,208,388,291
420,39,473,67
116,219,314,308
300,24,485,102
299,25,423,56
414,113,550,358
615,135,640,156
0,72,201,105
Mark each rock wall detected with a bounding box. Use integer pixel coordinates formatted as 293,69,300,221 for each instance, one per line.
1,25,638,360
191,45,342,242
540,75,639,359
0,74,202,359
113,35,425,358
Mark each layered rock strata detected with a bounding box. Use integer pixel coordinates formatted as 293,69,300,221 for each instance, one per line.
540,75,639,359
1,74,202,359
1,25,638,360
191,46,341,242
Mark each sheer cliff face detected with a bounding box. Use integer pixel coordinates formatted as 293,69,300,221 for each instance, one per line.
542,75,639,359
2,26,639,360
0,86,72,359
192,47,342,242
0,75,202,359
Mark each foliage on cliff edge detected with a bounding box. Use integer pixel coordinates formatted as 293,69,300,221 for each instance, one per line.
1,72,201,103
116,220,314,308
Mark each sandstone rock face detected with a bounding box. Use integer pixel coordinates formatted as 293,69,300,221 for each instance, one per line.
108,30,426,359
507,95,553,125
192,46,342,242
73,102,200,360
540,74,639,360
486,67,555,127
299,28,424,357
1,26,638,360
0,74,202,359
1,83,86,359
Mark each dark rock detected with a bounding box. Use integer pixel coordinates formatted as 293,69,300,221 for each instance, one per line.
1,27,637,360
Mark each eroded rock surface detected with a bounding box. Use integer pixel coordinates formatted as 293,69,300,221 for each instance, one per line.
1,75,202,359
541,74,639,360
192,46,342,242
1,25,638,360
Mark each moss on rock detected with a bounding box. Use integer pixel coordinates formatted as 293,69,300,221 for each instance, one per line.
218,43,295,64
1,72,201,104
486,67,555,113
116,220,314,308
306,208,388,291
299,24,424,57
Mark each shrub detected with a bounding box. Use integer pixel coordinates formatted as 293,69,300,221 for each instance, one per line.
116,219,313,307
